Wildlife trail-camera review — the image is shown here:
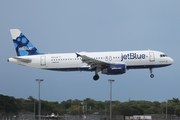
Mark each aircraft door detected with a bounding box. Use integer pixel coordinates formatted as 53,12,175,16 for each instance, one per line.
40,56,46,66
149,52,155,62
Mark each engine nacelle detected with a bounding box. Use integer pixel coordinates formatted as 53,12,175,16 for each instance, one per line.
101,64,126,75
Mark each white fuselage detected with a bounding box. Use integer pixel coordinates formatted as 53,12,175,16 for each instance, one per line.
8,50,174,72
8,29,174,80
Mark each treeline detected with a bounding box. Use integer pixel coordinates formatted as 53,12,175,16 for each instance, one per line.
1,94,180,117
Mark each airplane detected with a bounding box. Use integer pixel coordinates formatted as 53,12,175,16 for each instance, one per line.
8,29,174,80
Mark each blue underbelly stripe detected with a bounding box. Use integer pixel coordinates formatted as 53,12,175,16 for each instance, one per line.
42,64,171,71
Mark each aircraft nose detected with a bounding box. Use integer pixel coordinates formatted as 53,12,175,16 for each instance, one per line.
169,57,174,64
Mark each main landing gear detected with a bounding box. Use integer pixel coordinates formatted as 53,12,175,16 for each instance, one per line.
93,67,101,81
150,68,154,78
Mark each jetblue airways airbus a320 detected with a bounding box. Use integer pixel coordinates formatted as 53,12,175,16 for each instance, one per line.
8,29,174,80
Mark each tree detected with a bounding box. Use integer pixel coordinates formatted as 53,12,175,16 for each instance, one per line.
152,101,160,109
113,103,133,116
172,98,179,103
27,96,35,101
163,104,175,117
61,101,71,109
0,95,19,114
131,105,144,115
68,105,79,115
175,108,180,120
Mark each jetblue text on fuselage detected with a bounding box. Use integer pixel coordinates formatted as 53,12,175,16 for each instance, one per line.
121,53,146,61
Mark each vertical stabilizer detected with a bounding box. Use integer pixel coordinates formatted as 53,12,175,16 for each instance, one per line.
10,29,43,56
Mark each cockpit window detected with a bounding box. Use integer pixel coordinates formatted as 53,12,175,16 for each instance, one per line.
160,54,167,57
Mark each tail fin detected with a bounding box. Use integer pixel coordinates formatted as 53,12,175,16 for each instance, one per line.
10,29,43,56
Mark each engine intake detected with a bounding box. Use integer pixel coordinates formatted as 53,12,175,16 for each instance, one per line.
101,64,126,75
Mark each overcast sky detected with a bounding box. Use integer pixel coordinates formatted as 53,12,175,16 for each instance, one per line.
0,0,180,103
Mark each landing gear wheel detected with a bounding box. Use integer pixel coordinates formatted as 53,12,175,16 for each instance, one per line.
150,74,154,78
93,74,99,81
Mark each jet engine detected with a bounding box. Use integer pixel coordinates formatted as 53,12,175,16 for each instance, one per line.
101,64,126,75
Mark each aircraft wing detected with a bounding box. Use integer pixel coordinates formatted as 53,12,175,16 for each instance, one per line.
76,53,111,69
12,57,32,63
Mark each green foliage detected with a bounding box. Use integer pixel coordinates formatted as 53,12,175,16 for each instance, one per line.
112,103,133,116
68,105,79,115
152,101,160,109
130,105,144,115
175,107,180,117
0,94,180,116
61,101,71,109
172,98,179,103
163,104,175,115
0,95,19,114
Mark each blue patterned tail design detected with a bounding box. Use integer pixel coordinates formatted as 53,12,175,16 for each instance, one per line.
11,29,43,56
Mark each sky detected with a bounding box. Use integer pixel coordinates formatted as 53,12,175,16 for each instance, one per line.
0,0,180,103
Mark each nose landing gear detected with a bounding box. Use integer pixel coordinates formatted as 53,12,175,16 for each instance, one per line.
93,74,99,80
150,68,154,78
150,74,154,78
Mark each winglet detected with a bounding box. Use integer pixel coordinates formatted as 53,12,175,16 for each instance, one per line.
76,53,81,58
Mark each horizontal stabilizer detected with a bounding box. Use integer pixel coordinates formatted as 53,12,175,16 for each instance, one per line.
12,57,32,63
